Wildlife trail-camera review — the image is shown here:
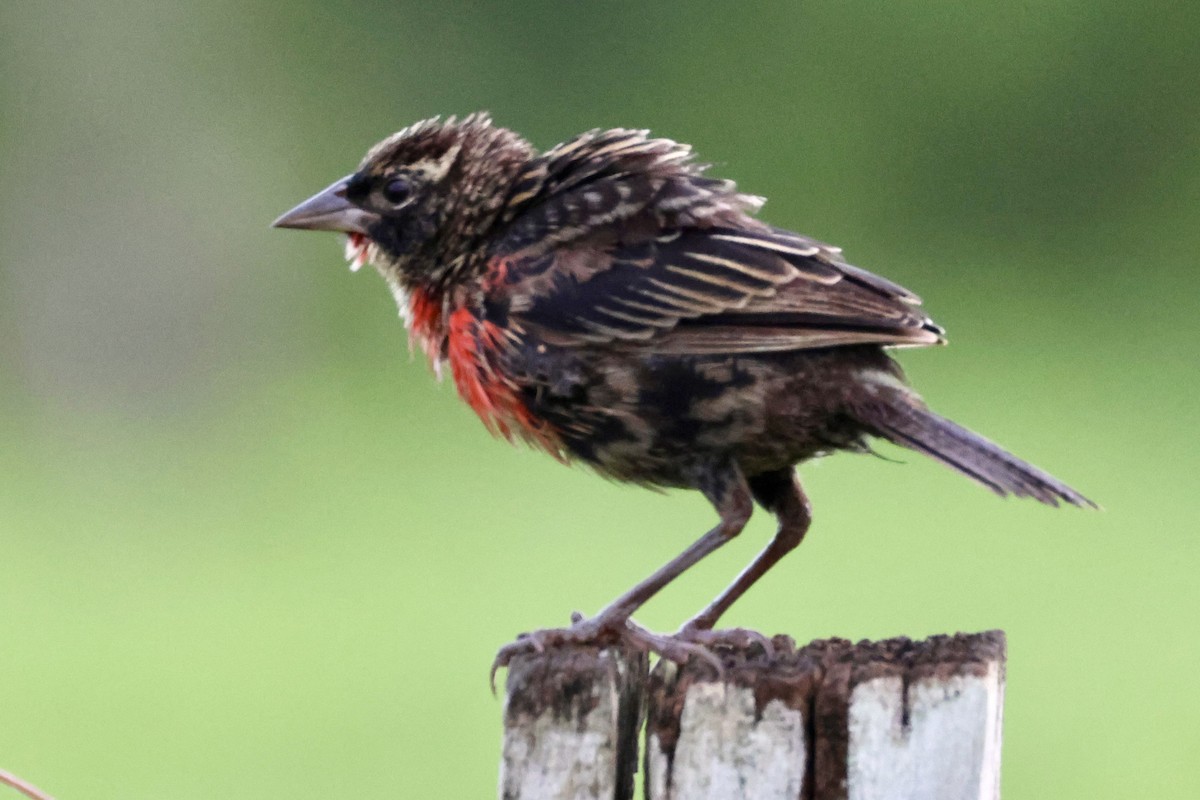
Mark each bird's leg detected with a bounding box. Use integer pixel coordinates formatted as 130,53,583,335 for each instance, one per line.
590,466,754,625
492,464,752,676
678,469,811,645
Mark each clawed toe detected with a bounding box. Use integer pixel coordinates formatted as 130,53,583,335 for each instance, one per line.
490,615,756,692
676,624,776,659
490,614,625,692
621,619,726,677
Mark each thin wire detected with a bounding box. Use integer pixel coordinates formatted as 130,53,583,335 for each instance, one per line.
0,768,55,800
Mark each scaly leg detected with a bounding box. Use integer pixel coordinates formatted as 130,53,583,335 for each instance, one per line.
679,468,811,636
492,462,753,677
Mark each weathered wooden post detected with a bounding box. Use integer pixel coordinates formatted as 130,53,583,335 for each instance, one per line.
646,631,1005,799
499,630,1006,800
500,645,649,800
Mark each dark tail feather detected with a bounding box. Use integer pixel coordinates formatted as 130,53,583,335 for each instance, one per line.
864,398,1096,508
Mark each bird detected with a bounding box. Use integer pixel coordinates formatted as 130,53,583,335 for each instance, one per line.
273,113,1093,665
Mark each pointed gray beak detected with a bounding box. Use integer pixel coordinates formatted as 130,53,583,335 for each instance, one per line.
272,175,375,234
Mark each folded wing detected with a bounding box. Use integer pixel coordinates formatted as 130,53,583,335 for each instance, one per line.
495,225,945,354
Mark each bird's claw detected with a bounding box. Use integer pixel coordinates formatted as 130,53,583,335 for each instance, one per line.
491,614,733,693
490,613,624,693
621,619,726,678
675,623,777,660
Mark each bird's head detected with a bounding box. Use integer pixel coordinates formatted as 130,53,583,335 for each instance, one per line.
273,113,534,291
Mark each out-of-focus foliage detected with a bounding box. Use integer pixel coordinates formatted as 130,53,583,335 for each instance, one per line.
1,2,1196,797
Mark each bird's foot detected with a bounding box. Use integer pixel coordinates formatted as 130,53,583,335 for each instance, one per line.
490,612,723,692
675,621,777,660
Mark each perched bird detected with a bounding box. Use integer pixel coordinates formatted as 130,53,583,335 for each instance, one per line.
274,113,1093,662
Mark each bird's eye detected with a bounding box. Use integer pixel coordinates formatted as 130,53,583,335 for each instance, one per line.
382,177,411,205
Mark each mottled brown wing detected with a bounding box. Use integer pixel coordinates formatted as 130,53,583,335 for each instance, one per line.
492,225,945,354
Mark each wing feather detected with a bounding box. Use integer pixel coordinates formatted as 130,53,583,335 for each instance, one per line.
496,225,944,354
482,127,941,355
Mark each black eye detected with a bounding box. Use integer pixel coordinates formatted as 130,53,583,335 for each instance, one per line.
382,177,411,205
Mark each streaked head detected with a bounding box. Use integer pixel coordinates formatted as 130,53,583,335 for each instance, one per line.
273,113,533,286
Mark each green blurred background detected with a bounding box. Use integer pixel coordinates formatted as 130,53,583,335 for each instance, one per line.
2,2,1196,797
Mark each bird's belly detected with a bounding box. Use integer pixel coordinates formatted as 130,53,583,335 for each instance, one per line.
516,348,881,486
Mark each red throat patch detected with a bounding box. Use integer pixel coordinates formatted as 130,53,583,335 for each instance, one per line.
445,307,564,459
406,289,444,362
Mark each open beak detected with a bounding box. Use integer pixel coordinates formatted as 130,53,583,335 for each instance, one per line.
272,175,375,234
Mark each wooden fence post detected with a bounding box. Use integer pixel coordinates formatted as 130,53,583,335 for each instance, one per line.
500,645,648,800
500,631,1005,800
645,635,828,799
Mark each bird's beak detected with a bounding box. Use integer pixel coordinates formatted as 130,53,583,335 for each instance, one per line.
271,175,375,234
